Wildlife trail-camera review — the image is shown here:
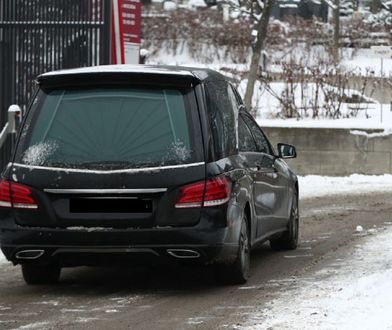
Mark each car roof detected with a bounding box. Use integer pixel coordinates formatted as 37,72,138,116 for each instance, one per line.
37,64,228,86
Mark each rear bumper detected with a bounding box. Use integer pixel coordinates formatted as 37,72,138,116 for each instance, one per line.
0,221,239,266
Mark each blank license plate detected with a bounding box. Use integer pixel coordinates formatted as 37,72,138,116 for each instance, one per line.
70,198,152,213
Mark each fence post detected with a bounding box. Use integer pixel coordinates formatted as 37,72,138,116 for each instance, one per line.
7,105,21,134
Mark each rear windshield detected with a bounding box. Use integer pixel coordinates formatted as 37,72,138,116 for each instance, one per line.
16,86,200,170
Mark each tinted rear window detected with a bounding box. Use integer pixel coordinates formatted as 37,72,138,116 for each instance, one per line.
204,80,238,160
16,87,201,169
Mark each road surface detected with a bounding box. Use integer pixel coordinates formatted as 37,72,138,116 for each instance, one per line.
0,192,391,330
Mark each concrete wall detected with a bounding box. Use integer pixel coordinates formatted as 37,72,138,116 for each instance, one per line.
263,127,392,176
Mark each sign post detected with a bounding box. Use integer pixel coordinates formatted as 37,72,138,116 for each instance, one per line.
112,0,141,64
370,46,392,124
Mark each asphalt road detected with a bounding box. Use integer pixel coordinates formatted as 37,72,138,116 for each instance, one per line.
1,192,391,330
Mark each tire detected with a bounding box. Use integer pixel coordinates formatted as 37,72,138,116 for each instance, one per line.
216,214,250,285
270,190,299,251
21,264,61,285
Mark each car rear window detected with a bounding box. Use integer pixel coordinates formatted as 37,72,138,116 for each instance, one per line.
16,87,199,169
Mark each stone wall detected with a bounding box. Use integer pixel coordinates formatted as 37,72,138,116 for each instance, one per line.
263,127,392,176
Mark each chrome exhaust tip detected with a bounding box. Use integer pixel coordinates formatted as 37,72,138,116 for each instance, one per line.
15,250,44,260
167,249,200,259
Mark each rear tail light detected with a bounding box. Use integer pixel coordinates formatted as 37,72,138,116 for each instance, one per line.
203,176,232,207
0,181,11,208
175,180,205,208
175,176,232,209
0,180,38,209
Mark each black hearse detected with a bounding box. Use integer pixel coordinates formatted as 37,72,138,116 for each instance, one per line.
0,65,298,285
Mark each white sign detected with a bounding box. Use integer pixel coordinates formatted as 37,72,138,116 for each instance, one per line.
371,46,392,58
124,43,140,64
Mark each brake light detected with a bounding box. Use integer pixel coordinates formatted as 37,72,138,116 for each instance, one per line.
0,181,11,208
203,176,232,207
175,176,232,208
0,180,38,209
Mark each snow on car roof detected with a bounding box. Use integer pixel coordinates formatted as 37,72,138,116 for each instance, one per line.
38,64,226,83
40,65,196,78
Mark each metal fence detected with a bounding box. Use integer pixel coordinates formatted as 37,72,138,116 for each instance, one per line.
0,0,112,171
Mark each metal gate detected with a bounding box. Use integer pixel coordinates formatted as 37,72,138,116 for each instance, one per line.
0,0,112,171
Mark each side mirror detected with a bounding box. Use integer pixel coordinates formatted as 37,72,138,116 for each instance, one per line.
277,143,296,159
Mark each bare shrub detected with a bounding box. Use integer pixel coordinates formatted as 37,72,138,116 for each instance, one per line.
142,9,252,64
260,61,377,120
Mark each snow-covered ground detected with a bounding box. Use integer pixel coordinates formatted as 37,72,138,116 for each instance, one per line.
342,48,392,77
241,224,392,330
237,172,392,330
259,114,392,129
299,174,392,199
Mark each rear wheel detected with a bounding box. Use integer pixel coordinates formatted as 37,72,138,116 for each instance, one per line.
270,190,299,251
21,264,61,285
216,214,250,285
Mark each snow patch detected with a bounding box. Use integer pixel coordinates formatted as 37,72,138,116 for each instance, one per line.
104,309,119,313
350,128,392,138
22,141,58,166
163,1,177,10
11,322,51,330
187,316,215,325
32,301,60,307
0,252,9,265
341,49,392,77
187,0,207,9
163,140,191,164
240,227,392,330
60,308,87,313
283,254,313,258
299,174,392,200
75,317,101,323
41,65,194,78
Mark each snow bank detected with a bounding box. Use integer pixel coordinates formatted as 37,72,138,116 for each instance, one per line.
350,129,392,138
259,117,392,129
187,0,207,9
299,174,392,199
241,227,392,330
341,48,392,77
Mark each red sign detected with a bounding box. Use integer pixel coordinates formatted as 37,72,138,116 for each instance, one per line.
112,0,141,64
122,0,141,44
